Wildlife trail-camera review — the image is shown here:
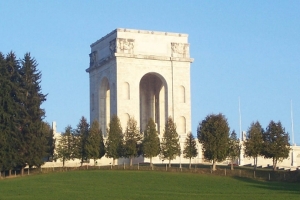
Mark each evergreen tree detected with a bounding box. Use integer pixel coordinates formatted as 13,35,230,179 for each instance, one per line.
142,118,160,167
42,122,55,162
99,126,106,160
18,53,47,168
86,120,101,165
183,132,198,169
244,121,264,170
105,115,123,166
74,116,89,166
124,117,142,166
197,113,230,171
160,117,180,167
56,126,75,167
1,52,22,173
228,130,240,170
262,121,290,171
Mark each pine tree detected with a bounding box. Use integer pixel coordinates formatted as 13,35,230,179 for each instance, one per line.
160,117,180,167
42,122,55,162
99,126,105,160
18,53,47,168
86,120,101,165
228,130,240,170
74,116,89,166
262,121,290,171
1,52,22,174
56,126,75,167
244,121,264,170
105,115,123,166
124,117,142,166
197,113,230,171
142,118,160,167
183,132,198,169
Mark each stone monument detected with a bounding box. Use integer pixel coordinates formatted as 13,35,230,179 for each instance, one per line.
86,28,193,147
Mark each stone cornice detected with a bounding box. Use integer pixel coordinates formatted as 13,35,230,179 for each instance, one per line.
90,28,188,48
86,54,194,73
115,53,194,62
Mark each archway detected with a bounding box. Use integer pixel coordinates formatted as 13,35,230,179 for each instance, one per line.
139,73,168,134
100,77,110,137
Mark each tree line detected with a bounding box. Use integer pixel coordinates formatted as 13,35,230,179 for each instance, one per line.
0,52,54,175
56,116,197,168
197,114,290,171
58,113,290,172
0,52,290,173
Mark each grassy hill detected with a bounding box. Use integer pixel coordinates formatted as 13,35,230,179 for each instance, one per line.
0,170,299,199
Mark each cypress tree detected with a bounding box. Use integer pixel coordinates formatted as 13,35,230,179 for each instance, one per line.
160,117,181,167
86,120,101,165
74,116,89,166
142,118,160,167
124,117,142,166
183,132,198,169
105,115,123,166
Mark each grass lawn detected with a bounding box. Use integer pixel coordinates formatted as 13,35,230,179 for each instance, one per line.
0,170,299,200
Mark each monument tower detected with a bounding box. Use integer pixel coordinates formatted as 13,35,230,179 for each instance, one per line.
86,28,193,142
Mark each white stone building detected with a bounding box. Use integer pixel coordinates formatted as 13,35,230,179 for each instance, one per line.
85,28,194,165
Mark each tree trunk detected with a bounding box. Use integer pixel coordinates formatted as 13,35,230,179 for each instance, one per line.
150,157,152,167
130,156,133,166
113,158,115,166
169,159,171,167
254,157,257,170
231,162,234,170
212,160,216,171
21,167,24,176
189,158,192,169
9,170,11,176
273,158,277,171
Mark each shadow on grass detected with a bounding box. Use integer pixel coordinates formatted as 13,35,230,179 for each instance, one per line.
232,176,300,194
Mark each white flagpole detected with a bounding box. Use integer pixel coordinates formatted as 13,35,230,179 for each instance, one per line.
291,100,295,146
239,97,242,140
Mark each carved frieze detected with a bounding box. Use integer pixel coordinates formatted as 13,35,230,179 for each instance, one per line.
109,39,116,55
171,43,189,58
89,51,97,66
117,38,134,54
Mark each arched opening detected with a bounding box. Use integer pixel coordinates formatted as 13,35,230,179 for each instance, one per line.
123,82,130,100
122,113,130,131
139,73,168,134
179,85,185,103
100,77,110,137
178,116,186,134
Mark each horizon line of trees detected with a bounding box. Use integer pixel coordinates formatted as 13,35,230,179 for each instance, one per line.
0,52,291,174
56,113,290,172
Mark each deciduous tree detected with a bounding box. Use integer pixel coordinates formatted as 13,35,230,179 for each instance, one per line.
197,113,230,171
244,121,263,170
262,121,290,171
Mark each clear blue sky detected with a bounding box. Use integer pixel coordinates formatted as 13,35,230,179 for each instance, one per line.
1,1,299,144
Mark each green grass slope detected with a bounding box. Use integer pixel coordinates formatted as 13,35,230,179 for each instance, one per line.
0,170,299,200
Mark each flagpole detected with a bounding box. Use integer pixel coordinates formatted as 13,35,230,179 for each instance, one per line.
291,100,295,146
